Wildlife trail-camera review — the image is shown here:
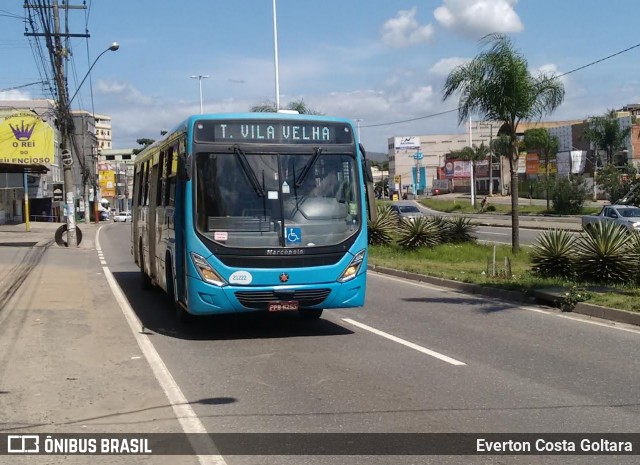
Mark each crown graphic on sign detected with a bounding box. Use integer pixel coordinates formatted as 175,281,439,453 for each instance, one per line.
9,120,36,141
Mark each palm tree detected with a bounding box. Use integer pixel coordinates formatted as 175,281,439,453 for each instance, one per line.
523,128,559,211
583,109,631,166
443,33,565,252
447,142,490,206
250,98,322,115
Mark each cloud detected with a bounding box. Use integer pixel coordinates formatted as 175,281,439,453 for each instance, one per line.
94,80,155,106
434,0,523,38
0,90,31,100
381,7,435,48
429,57,470,77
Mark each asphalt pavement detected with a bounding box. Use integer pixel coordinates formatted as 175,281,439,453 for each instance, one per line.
0,219,638,463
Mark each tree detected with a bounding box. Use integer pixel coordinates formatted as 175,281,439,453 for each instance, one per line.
250,98,323,115
132,138,155,155
596,163,638,204
443,33,565,252
447,143,490,205
584,109,631,166
523,128,559,211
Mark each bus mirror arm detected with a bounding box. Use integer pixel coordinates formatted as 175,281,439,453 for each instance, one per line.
359,143,377,223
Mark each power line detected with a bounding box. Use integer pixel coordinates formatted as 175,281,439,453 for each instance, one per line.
0,80,47,93
361,41,640,130
556,42,640,78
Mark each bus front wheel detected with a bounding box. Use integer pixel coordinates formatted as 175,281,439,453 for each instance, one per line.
299,308,323,320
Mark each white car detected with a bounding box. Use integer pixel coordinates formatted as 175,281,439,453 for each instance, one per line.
113,211,132,222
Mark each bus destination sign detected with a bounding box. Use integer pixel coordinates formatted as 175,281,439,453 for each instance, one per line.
195,120,354,145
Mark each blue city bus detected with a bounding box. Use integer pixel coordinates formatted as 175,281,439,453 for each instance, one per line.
132,112,377,321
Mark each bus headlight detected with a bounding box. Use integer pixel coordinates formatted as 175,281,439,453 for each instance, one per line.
338,249,366,283
190,252,227,287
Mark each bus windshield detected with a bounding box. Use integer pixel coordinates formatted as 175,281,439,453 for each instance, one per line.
195,149,360,248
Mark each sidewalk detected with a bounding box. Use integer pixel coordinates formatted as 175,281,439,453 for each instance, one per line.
0,222,192,464
0,220,102,248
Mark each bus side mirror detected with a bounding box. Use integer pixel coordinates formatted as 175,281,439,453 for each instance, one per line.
359,144,377,223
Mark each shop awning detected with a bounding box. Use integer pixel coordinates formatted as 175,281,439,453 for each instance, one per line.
0,163,49,174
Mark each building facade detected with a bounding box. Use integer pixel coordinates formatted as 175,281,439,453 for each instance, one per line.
387,119,603,197
0,99,62,224
94,114,113,150
98,148,136,212
0,99,114,224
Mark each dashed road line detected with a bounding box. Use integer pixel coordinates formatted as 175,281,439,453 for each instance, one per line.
342,318,466,366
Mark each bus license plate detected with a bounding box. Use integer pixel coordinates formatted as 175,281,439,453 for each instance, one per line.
268,301,299,312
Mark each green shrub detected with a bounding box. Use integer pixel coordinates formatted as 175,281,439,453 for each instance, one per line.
428,216,451,242
397,217,441,249
446,216,476,243
551,176,589,215
530,229,576,279
367,205,397,246
574,222,638,284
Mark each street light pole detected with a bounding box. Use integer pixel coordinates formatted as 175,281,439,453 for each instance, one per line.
355,119,362,142
190,75,209,114
272,0,281,111
62,42,119,246
68,43,120,107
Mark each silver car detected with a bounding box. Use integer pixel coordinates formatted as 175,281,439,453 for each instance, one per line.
389,204,424,223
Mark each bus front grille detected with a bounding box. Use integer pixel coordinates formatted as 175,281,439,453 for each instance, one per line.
234,289,331,310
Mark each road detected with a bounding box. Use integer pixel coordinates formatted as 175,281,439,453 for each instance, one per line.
475,225,548,246
94,222,640,464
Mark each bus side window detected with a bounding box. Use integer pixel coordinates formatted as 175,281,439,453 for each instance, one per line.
156,151,165,207
164,145,174,206
143,161,151,206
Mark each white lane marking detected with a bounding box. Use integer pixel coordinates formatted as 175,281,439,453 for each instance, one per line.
342,318,466,366
519,305,640,335
369,272,640,335
97,227,226,465
477,231,509,236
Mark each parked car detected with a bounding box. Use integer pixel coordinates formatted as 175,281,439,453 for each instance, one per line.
582,205,640,231
389,204,425,223
99,210,110,221
113,211,132,222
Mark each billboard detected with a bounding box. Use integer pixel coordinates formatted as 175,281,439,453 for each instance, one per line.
0,111,55,165
444,160,471,178
100,170,116,197
394,136,421,150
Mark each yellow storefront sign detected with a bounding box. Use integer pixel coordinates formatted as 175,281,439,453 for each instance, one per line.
0,111,55,165
100,170,116,197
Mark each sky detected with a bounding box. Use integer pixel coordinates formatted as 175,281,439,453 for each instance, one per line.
1,0,640,154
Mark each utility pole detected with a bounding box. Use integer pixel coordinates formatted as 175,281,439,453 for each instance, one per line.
54,1,78,246
25,0,89,247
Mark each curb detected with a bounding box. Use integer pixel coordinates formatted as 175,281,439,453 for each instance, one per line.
368,265,640,327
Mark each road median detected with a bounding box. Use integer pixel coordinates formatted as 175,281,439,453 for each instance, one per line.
369,265,640,327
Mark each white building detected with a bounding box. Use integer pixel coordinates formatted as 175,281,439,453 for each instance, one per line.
387,121,499,196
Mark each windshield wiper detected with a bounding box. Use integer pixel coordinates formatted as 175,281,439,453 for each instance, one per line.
295,147,323,188
232,145,265,197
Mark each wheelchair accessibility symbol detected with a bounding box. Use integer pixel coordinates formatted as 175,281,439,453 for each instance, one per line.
285,227,302,244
